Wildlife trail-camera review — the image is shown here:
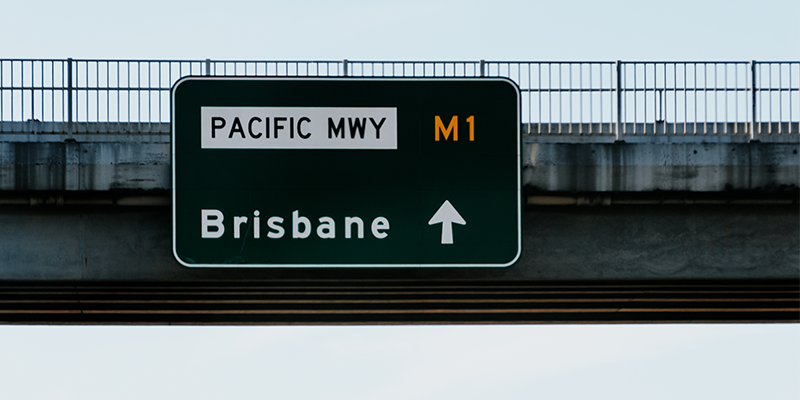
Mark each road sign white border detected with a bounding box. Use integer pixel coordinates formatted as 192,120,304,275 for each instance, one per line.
171,76,522,268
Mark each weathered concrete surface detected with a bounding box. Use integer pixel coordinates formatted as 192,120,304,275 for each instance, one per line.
524,141,799,192
0,205,795,280
0,134,798,193
0,132,796,282
0,136,169,191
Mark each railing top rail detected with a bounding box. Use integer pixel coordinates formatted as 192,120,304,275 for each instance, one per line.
615,60,756,64
2,58,796,64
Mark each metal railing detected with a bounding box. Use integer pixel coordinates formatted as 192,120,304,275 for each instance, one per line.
1,58,798,142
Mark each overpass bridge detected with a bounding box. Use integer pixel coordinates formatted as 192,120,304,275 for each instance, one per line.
0,59,797,324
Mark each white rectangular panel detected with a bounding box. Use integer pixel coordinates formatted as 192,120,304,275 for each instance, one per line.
201,107,397,150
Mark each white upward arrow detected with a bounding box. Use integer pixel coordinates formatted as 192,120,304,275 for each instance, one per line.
428,200,466,245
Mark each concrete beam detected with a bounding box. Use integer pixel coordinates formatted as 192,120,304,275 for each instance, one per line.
524,141,800,192
0,133,797,193
0,136,169,191
0,204,795,280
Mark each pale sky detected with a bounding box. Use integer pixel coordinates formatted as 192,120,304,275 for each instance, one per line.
0,1,798,399
1,0,798,61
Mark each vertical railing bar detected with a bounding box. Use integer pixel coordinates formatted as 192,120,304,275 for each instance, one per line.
158,62,162,124
655,64,658,132
31,60,37,122
12,61,16,125
1,60,4,128
84,61,91,128
558,64,563,133
39,61,45,128
18,61,22,123
77,60,81,131
75,61,79,127
682,63,687,134
713,63,717,135
12,61,17,125
645,63,649,132
589,64,593,135
61,61,65,129
22,61,27,125
666,64,671,132
50,61,55,128
148,62,152,127
25,61,28,126
116,62,120,130
662,64,666,132
641,63,645,133
67,58,73,138
757,64,769,135
82,61,87,128
723,64,730,135
35,61,39,123
26,61,29,123
569,63,572,134
28,61,32,122
643,63,647,134
633,63,636,135
527,64,531,134
557,63,562,133
87,61,92,127
735,64,739,134
89,61,94,127
673,63,677,134
692,63,697,135
95,61,100,127
653,63,659,132
137,61,141,132
600,64,603,134
616,61,622,140
579,64,583,135
107,62,110,127
28,60,32,125
759,61,763,137
751,60,757,140
655,64,658,133
703,63,707,135
41,61,47,124
629,63,633,135
771,63,775,135
30,61,35,126
127,61,131,126
538,64,542,134
548,63,552,134
520,63,531,133
778,63,782,134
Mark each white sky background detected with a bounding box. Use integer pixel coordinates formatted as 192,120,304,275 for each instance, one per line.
0,324,798,400
1,0,798,61
0,1,799,399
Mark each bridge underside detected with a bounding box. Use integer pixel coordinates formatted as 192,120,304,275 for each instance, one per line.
1,279,797,325
0,194,797,324
0,124,797,324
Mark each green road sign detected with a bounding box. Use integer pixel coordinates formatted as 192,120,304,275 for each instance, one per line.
172,77,521,268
